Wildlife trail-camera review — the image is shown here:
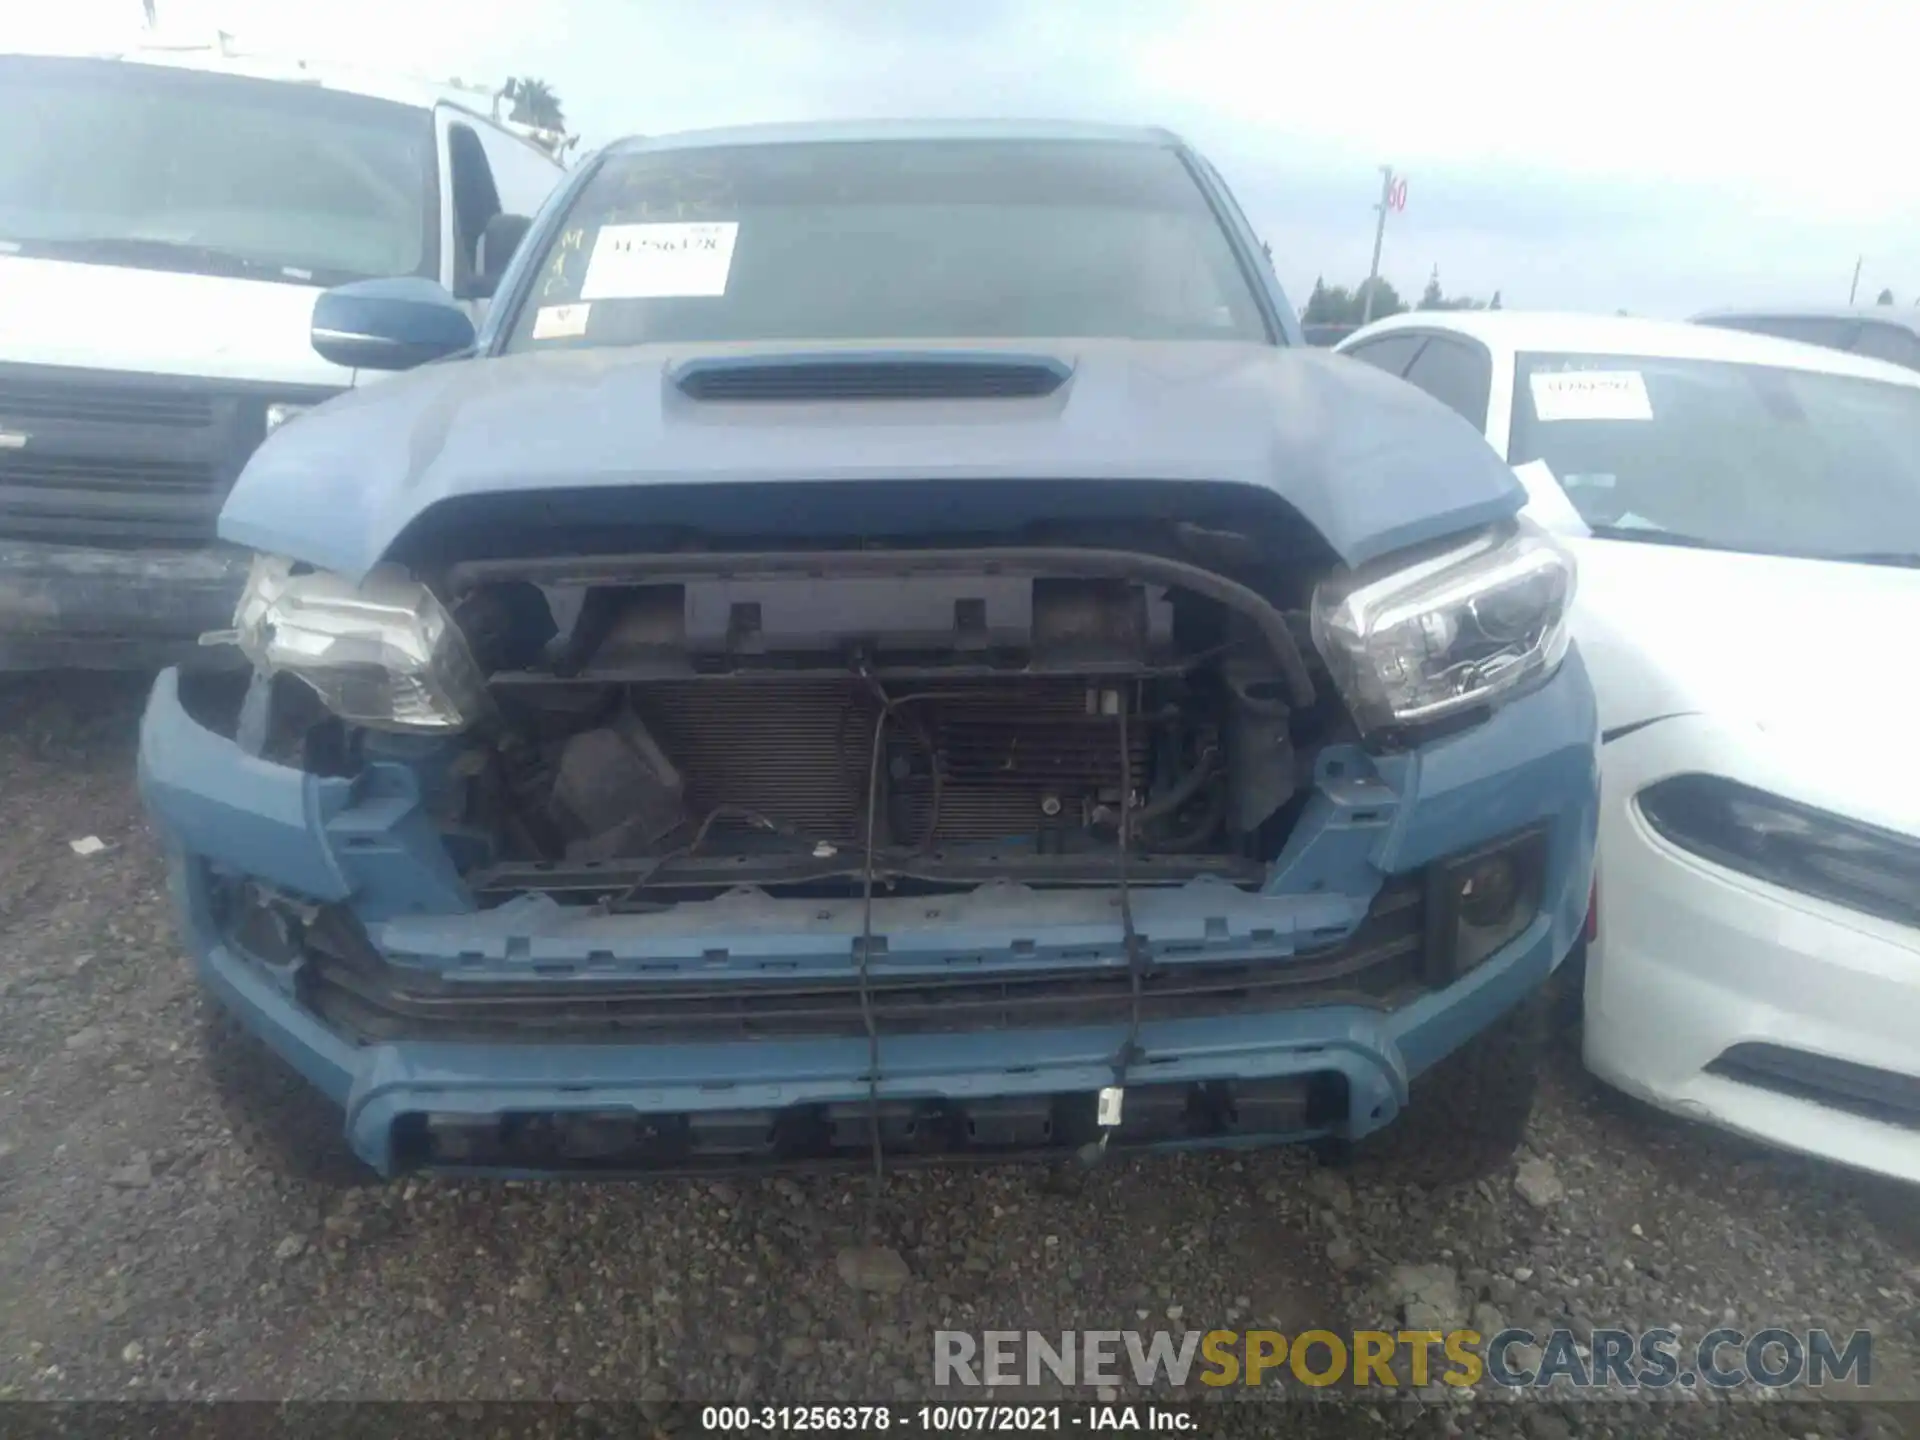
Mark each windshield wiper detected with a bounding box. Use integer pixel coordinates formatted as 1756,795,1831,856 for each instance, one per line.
12,236,318,283
1584,524,1743,553
1831,551,1920,569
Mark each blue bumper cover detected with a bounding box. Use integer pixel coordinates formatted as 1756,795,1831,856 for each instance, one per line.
141,657,1598,1176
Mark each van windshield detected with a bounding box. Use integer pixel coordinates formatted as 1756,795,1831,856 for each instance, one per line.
504,138,1272,350
0,56,437,286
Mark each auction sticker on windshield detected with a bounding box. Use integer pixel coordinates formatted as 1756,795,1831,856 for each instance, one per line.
581,221,740,300
1530,370,1653,422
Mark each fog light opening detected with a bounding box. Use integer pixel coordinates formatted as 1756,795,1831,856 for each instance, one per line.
1424,827,1549,984
1456,855,1519,929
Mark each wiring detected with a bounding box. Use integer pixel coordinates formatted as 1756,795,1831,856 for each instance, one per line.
855,692,891,1235
595,804,787,913
846,678,982,1232
1080,689,1148,1166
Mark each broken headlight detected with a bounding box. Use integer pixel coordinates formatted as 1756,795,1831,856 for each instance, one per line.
207,554,490,732
1310,520,1574,734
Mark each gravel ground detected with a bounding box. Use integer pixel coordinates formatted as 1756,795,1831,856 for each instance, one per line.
0,673,1915,1437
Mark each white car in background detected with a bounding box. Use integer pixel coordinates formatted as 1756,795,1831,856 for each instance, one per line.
1336,311,1920,1184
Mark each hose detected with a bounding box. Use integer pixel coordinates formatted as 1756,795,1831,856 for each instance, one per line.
1142,780,1229,853
1127,744,1219,835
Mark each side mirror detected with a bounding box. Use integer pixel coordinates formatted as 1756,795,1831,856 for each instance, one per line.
471,213,534,300
311,277,476,371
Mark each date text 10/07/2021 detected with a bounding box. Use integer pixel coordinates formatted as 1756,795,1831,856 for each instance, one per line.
700,1405,1197,1433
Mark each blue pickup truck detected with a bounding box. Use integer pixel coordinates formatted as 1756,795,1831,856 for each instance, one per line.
138,121,1597,1185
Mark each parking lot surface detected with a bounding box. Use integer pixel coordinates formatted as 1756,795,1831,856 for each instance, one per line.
0,674,1914,1437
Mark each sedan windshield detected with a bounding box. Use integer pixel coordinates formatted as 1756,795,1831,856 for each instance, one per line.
0,57,436,285
1510,351,1920,563
504,138,1272,350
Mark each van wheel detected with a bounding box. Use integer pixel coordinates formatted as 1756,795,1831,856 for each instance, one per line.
200,1003,371,1188
1346,989,1547,1187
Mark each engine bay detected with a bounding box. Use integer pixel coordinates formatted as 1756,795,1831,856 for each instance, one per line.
416,542,1335,901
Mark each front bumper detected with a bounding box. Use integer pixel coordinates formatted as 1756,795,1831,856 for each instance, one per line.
142,657,1599,1177
0,539,247,671
1583,717,1920,1184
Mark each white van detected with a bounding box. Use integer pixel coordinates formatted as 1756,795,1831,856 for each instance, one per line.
0,36,568,669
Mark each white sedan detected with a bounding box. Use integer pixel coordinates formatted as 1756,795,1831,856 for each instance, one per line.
1336,311,1920,1184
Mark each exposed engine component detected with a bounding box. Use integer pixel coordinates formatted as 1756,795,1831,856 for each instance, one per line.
489,674,1243,867
1222,658,1297,836
450,544,1320,886
547,708,687,858
634,677,1159,850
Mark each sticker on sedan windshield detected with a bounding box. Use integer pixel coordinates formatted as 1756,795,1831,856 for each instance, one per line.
579,221,739,300
531,303,591,340
1529,370,1653,422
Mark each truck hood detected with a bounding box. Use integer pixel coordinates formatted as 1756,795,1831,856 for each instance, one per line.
1572,537,1920,827
220,340,1525,579
0,254,356,388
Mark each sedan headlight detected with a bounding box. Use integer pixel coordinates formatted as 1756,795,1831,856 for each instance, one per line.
1638,774,1920,928
208,554,489,732
1310,521,1575,733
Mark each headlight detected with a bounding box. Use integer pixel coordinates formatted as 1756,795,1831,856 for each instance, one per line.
1310,521,1575,733
1638,774,1920,928
209,554,489,732
264,402,310,435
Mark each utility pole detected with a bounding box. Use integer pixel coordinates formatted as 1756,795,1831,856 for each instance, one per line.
1849,256,1863,305
1361,165,1395,326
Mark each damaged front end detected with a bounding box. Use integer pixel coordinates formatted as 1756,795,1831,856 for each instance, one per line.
211,505,1352,891
147,488,1593,1177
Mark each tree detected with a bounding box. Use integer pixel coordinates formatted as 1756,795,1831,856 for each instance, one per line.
1877,287,1896,305
1305,284,1354,324
1303,277,1407,325
1359,277,1407,320
1417,266,1500,312
500,77,566,133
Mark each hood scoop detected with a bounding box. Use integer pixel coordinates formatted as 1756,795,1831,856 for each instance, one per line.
670,351,1073,403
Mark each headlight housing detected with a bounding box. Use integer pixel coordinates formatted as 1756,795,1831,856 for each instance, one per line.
209,554,489,732
1638,774,1920,928
1310,520,1575,733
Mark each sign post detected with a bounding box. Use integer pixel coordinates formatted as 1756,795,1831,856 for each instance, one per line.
1361,167,1407,326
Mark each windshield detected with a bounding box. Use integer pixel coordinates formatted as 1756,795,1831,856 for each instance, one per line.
0,56,437,285
1509,351,1920,563
505,138,1271,350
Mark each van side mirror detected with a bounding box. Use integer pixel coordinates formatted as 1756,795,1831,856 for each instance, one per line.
311,277,476,371
472,213,534,300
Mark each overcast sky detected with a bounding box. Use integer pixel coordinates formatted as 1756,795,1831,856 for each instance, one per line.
12,0,1918,316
